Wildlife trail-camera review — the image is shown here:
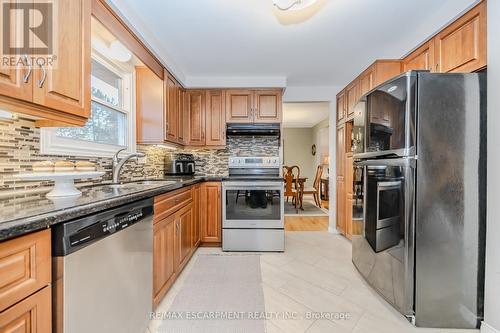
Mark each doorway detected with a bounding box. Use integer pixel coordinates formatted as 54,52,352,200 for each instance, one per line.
281,102,330,230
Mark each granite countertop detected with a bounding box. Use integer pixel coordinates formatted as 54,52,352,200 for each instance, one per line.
0,176,224,242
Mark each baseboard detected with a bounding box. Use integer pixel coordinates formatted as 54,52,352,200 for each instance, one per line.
199,242,222,247
328,226,340,234
482,322,500,333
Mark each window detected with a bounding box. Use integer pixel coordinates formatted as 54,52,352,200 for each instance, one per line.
41,54,136,157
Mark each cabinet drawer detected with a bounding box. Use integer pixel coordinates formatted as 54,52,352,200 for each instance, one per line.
154,187,193,223
0,285,51,333
0,230,51,312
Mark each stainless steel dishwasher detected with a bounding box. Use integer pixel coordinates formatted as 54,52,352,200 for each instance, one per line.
52,198,154,333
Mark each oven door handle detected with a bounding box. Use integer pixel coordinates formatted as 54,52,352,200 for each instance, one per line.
377,181,401,189
223,186,283,191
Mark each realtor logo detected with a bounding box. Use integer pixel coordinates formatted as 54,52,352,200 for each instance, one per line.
1,0,56,67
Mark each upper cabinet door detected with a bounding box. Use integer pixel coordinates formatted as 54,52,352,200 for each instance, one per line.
165,74,178,142
402,40,435,72
434,1,486,73
225,89,253,123
205,90,226,146
0,1,32,103
178,88,187,144
136,66,165,144
336,90,346,123
187,90,206,146
359,69,374,96
32,0,91,118
253,90,282,123
345,81,359,118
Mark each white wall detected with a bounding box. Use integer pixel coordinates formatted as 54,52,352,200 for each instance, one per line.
312,118,330,176
282,128,315,181
483,1,500,332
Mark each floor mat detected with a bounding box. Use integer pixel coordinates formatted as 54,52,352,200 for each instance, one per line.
157,255,266,333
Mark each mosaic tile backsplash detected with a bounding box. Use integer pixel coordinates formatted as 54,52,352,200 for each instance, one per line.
0,116,280,195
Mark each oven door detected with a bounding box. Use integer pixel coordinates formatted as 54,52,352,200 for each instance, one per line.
222,181,284,229
352,158,416,321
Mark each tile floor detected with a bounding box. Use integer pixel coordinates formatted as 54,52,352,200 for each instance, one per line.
147,232,479,333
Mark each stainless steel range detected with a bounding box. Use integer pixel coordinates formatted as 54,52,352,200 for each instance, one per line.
222,156,284,252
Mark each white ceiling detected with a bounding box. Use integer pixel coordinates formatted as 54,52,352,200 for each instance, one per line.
109,0,477,89
283,102,330,128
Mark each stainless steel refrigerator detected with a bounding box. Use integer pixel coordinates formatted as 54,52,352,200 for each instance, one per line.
352,71,486,328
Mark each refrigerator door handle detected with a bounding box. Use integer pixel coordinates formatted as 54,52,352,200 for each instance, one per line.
355,158,416,167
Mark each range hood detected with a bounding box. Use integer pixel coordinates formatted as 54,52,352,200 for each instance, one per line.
226,123,280,137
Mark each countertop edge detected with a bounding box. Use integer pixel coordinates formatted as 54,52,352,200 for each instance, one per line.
0,177,210,242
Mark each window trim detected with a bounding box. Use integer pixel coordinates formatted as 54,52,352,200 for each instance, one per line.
41,53,137,158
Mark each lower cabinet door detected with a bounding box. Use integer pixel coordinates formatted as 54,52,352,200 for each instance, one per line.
192,185,201,247
153,215,176,308
200,182,222,243
0,286,51,333
175,204,193,271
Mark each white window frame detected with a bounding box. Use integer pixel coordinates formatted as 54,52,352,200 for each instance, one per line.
40,52,137,158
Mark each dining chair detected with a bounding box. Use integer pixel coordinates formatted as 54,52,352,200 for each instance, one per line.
283,166,300,213
302,165,323,208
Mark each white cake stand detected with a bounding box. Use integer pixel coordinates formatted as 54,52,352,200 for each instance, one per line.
15,171,105,197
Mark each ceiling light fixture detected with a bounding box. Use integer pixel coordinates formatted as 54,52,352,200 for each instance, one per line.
272,0,318,11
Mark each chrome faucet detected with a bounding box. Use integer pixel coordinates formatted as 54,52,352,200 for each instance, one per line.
112,148,145,184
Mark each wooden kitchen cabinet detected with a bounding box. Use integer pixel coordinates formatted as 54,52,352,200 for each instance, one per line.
434,1,486,73
370,60,402,87
153,185,201,308
346,81,359,119
359,68,374,96
200,182,222,244
33,0,91,120
402,40,435,72
187,90,206,146
178,88,188,145
336,180,346,234
205,90,226,146
0,229,51,313
0,230,51,332
175,203,194,272
336,90,346,123
0,285,51,333
192,184,201,248
136,66,165,144
0,0,91,127
225,89,253,123
165,73,179,143
153,213,176,308
336,125,345,178
0,0,32,103
225,89,282,123
345,154,354,239
253,90,282,123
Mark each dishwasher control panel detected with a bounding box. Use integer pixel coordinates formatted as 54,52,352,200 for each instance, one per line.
52,198,154,256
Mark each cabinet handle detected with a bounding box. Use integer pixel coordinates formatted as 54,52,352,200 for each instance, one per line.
22,55,32,83
37,63,46,88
